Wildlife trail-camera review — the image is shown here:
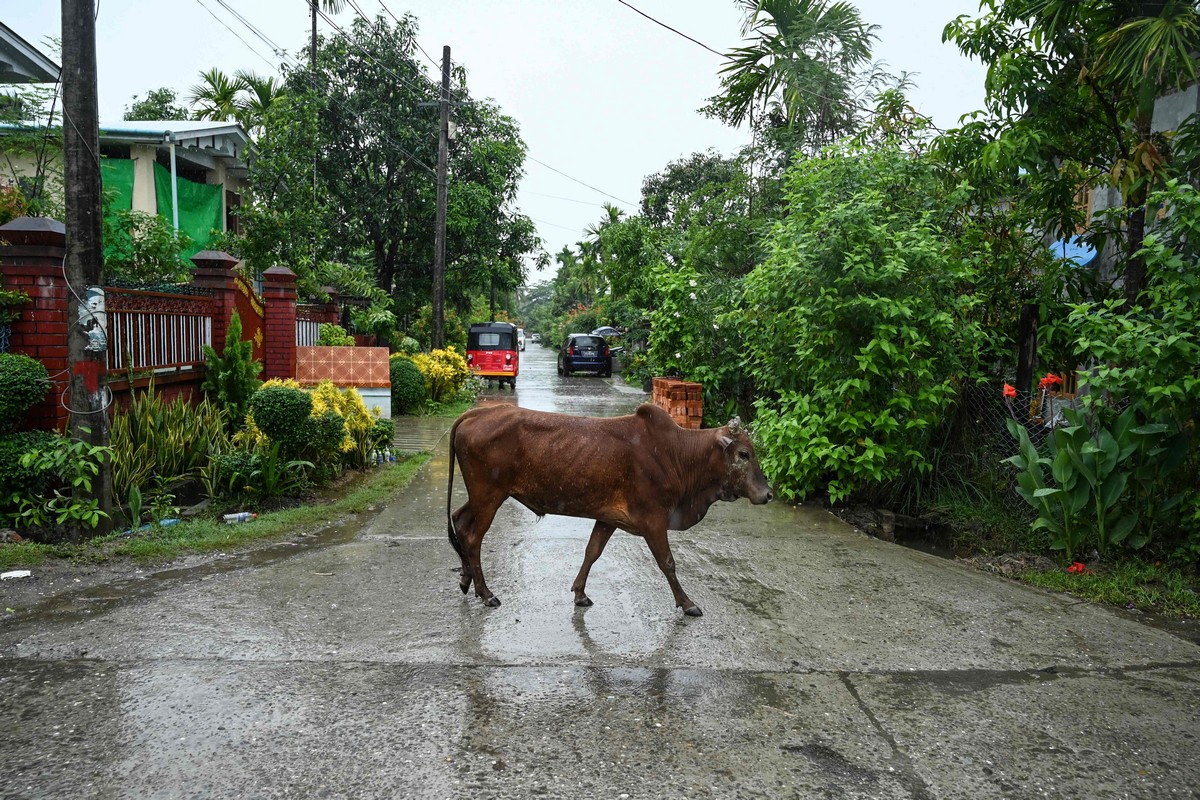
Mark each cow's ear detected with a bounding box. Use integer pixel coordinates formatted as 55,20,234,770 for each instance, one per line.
718,435,733,451
727,417,743,435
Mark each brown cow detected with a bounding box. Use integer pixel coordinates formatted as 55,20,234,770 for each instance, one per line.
445,402,773,616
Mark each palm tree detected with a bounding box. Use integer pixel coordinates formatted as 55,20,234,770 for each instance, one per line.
188,68,248,122
708,0,877,153
234,70,284,137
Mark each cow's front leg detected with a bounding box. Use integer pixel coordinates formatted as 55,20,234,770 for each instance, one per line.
643,527,701,617
571,521,616,606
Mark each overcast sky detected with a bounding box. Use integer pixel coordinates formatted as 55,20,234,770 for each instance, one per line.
9,0,988,278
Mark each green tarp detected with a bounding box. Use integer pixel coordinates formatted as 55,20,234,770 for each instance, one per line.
100,157,135,223
153,161,223,258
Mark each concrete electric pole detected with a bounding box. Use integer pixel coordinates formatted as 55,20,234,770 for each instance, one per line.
61,0,113,532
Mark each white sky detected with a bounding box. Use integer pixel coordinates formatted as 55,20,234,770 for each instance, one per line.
8,0,988,277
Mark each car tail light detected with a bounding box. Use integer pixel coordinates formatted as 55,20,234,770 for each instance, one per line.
567,346,575,355
505,353,512,363
604,346,610,356
466,353,473,364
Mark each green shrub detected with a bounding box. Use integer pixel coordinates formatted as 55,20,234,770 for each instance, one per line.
109,387,230,502
0,430,59,504
393,336,421,356
371,417,395,450
202,313,262,430
389,355,426,414
317,323,355,347
0,353,49,430
249,385,313,450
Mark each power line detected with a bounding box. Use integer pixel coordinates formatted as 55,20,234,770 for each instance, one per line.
193,0,281,73
203,0,439,177
614,0,943,134
526,190,628,207
615,0,724,57
526,157,635,207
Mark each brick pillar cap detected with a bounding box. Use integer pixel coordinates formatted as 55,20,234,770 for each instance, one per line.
190,250,240,270
0,216,66,244
263,265,297,283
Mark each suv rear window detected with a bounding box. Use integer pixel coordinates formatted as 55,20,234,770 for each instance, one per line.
571,336,604,348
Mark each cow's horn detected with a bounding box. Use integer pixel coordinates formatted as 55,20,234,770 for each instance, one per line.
727,416,743,434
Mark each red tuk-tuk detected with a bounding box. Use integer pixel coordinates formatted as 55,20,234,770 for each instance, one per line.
466,322,520,389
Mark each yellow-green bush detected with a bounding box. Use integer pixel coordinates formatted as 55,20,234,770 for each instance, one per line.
410,346,470,404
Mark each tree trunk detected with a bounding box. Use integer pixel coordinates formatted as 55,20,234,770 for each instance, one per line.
1015,302,1038,394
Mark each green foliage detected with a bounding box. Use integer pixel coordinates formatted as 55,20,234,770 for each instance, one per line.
389,355,426,415
10,432,111,531
740,143,982,503
0,353,49,430
124,87,191,121
393,336,421,355
249,385,314,450
0,183,29,227
410,305,467,352
0,284,31,326
0,430,59,506
109,387,230,503
316,322,355,347
370,417,395,451
201,313,262,430
102,208,193,285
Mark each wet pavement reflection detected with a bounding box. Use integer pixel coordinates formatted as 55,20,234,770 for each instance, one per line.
1,343,1198,798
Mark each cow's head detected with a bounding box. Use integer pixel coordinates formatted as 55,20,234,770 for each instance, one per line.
716,417,773,505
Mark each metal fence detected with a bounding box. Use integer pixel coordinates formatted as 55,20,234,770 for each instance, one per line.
955,382,1081,513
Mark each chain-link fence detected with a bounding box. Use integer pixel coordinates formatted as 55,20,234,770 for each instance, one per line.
955,382,1079,515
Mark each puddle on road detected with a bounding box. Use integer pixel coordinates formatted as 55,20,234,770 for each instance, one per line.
6,519,363,628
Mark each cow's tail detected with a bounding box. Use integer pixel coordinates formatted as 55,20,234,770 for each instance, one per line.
447,416,465,560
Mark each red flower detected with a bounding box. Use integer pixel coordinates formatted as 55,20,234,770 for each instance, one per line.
1039,373,1063,390
1003,383,1017,399
1066,562,1087,574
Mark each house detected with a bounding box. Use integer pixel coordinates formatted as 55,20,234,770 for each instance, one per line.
0,21,59,84
94,120,251,254
1,22,250,254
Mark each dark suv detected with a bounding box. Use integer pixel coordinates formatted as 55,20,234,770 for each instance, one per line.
557,333,612,377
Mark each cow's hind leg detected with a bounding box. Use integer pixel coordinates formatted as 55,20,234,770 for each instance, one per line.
571,521,616,606
451,505,474,593
643,527,702,617
456,493,505,607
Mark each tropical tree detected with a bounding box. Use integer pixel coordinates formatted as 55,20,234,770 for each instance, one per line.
234,70,285,137
943,0,1200,303
705,0,880,157
189,68,248,123
309,0,347,74
123,87,190,121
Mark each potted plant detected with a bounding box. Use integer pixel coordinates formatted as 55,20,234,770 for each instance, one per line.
0,280,31,353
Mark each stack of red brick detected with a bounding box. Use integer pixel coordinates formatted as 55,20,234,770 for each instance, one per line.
651,377,703,429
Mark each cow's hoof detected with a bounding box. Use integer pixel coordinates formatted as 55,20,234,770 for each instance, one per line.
459,580,470,594
683,605,704,617
574,596,593,607
484,596,502,608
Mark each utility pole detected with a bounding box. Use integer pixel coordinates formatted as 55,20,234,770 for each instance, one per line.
61,0,112,532
431,45,450,350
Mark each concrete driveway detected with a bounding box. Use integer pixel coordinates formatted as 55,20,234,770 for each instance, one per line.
1,344,1197,799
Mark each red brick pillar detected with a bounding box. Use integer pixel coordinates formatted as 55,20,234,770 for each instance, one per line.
190,250,240,353
262,266,298,380
0,217,71,430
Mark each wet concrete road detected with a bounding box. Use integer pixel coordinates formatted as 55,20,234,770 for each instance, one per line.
2,345,1199,799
